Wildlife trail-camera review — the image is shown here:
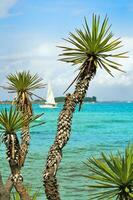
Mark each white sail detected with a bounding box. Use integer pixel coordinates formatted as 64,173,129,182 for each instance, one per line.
39,82,57,108
46,83,56,105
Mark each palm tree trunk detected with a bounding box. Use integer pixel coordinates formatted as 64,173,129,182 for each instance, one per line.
8,161,31,200
9,169,31,200
19,101,32,167
44,61,96,199
0,173,31,200
5,175,13,194
14,182,32,200
19,123,30,167
6,98,32,199
0,173,10,200
4,133,32,200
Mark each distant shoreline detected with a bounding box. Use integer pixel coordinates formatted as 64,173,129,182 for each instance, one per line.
0,101,132,105
0,96,97,104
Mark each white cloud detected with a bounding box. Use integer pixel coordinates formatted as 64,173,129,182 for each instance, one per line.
0,36,133,101
0,0,18,18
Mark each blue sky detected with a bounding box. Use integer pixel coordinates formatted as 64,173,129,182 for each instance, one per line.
0,0,133,101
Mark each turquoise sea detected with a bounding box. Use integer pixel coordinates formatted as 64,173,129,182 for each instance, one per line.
1,102,133,199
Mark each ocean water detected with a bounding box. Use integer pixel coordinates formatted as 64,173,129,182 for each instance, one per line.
1,102,133,199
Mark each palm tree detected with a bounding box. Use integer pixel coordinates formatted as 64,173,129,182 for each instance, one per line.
84,145,133,200
0,107,42,200
6,71,45,167
0,107,32,200
43,14,127,200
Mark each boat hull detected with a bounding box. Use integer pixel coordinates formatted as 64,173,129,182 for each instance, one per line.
39,104,57,109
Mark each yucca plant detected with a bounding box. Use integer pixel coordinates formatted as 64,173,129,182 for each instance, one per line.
4,71,45,168
1,107,24,168
0,107,42,170
6,71,45,114
0,107,43,200
44,14,127,200
85,145,133,200
0,107,33,200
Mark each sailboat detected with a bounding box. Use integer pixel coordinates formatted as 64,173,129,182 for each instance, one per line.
39,83,57,108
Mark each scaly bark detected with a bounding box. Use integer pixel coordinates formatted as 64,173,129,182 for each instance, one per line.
14,181,32,200
5,175,13,194
0,173,10,200
4,132,32,200
19,121,30,167
44,60,96,199
3,72,44,199
0,173,31,200
18,94,32,167
15,94,32,199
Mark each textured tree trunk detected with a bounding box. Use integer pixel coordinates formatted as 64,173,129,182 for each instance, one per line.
0,173,10,200
14,182,32,200
5,176,13,194
0,189,10,200
15,102,32,200
14,100,32,199
19,122,30,167
3,97,32,199
4,132,32,200
19,99,32,168
9,161,30,199
6,168,31,200
0,173,31,200
1,95,32,199
44,61,96,199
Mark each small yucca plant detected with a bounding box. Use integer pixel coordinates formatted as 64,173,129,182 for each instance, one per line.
85,145,133,200
3,71,45,168
0,107,41,135
0,107,24,164
6,71,45,113
0,107,43,164
0,107,27,133
0,107,44,199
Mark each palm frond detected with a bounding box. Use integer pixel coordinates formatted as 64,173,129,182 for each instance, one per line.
84,145,133,199
0,107,44,134
0,107,24,134
5,71,45,93
58,14,127,91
